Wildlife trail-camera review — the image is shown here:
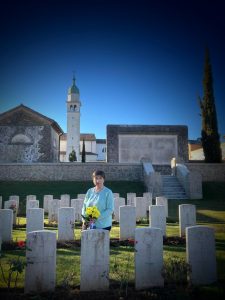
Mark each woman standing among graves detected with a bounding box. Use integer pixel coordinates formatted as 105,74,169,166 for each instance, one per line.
82,170,114,231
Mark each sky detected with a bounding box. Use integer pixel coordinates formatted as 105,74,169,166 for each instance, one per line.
0,0,225,140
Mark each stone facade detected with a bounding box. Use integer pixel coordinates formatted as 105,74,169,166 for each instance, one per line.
0,162,224,182
107,125,188,164
0,162,143,181
0,104,63,163
185,163,225,182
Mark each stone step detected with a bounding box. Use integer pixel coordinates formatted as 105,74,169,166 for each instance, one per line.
166,196,188,199
163,187,185,191
163,185,183,188
161,175,188,200
163,190,186,196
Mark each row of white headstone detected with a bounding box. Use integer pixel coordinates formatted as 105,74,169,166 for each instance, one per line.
1,192,155,224
0,202,196,242
1,191,159,216
0,226,217,293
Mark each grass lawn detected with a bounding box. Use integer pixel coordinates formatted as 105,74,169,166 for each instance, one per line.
0,180,146,214
0,181,225,298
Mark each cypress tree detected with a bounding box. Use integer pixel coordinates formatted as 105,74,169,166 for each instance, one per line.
199,48,222,163
81,139,86,163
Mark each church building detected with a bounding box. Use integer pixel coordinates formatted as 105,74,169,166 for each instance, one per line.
0,104,63,163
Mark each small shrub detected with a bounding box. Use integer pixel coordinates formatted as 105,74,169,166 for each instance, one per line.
0,241,32,290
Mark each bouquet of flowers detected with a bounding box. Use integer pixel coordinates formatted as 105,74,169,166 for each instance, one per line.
81,206,100,229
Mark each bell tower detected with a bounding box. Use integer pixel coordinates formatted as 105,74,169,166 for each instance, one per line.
66,76,81,162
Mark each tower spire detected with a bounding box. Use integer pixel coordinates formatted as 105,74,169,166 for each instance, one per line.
68,75,79,95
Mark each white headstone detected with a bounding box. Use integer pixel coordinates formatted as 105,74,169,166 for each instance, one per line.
4,200,9,209
186,226,217,285
119,205,136,240
179,204,196,237
43,195,53,213
60,194,70,207
26,195,36,206
4,199,18,225
80,229,109,291
0,209,13,242
156,196,168,217
127,193,136,206
26,200,39,212
71,198,84,221
9,195,20,212
113,193,120,198
9,195,19,201
135,227,164,289
135,197,147,219
77,194,86,200
26,208,44,234
58,207,75,241
149,205,166,236
25,230,56,293
113,197,125,221
26,196,37,213
48,199,60,223
143,192,153,211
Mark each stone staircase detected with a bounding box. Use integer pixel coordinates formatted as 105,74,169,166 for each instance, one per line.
161,175,188,199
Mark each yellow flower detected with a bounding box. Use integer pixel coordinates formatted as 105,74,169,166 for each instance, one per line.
85,206,100,220
86,207,92,215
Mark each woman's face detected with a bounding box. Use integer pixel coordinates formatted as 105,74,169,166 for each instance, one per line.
93,175,104,188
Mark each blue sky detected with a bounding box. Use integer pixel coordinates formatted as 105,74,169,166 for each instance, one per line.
0,0,225,140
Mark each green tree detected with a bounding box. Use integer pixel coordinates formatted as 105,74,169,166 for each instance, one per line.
69,149,77,162
81,139,86,163
199,48,222,163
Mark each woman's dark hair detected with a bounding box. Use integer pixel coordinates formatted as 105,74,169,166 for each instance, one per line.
92,170,105,179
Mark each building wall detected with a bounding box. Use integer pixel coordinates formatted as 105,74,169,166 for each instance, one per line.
60,138,105,162
107,125,188,163
85,154,98,162
0,125,59,163
79,140,96,153
60,139,67,162
184,162,225,182
0,162,224,182
118,134,177,164
0,162,143,181
96,143,106,161
51,127,60,162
